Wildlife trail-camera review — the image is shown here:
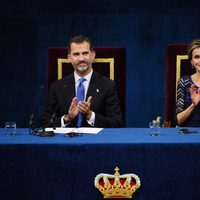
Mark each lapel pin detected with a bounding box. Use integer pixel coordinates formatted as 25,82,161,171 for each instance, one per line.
96,89,99,92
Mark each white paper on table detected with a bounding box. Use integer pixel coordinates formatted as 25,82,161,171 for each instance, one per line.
45,127,103,135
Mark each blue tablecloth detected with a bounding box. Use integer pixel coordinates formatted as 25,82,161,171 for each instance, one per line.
0,128,200,200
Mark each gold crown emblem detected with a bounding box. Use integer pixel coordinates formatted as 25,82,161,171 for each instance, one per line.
94,166,141,199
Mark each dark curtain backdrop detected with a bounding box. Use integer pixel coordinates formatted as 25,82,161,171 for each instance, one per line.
0,0,200,127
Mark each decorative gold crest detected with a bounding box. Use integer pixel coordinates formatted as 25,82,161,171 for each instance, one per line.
94,166,141,199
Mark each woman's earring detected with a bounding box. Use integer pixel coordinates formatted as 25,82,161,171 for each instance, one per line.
192,64,195,68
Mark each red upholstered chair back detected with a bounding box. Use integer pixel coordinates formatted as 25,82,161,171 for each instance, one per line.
165,44,196,126
48,47,126,124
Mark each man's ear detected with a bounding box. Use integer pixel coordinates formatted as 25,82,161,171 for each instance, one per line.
92,51,96,59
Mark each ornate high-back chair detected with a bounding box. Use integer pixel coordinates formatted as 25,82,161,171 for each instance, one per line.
48,47,126,124
165,44,195,126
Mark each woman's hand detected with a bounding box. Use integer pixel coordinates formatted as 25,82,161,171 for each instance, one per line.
190,84,200,107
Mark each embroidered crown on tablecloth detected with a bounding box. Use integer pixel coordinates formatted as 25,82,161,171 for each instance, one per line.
94,166,141,199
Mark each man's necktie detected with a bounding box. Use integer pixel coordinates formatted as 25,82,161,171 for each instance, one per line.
77,78,86,127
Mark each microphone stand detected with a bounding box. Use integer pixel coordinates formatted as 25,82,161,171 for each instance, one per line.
33,112,56,137
33,85,67,137
29,113,35,135
29,85,44,135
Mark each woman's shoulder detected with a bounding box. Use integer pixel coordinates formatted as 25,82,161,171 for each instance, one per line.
178,75,191,87
179,75,191,83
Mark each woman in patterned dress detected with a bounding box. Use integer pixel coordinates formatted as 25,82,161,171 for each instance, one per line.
176,39,200,127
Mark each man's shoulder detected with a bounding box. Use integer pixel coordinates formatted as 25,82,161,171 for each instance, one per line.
52,73,74,84
49,73,74,90
92,71,114,83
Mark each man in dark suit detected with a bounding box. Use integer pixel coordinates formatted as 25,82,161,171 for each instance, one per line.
40,35,123,128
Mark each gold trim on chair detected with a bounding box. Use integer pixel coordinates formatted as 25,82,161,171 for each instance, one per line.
57,58,114,80
176,55,188,100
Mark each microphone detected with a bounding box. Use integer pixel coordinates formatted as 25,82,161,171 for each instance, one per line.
34,84,67,136
29,85,44,134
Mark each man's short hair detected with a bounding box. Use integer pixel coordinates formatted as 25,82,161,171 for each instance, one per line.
68,35,93,53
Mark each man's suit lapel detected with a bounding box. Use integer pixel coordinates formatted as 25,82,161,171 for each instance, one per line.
86,71,101,101
62,73,75,106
